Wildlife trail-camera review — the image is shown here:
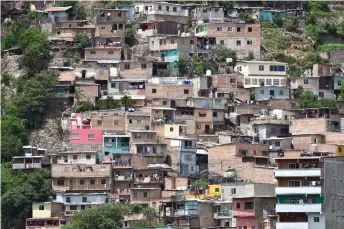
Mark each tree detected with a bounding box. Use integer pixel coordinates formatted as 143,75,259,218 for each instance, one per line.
62,204,131,229
175,57,190,77
213,46,237,67
194,179,208,198
297,91,318,108
95,96,120,110
75,101,94,112
121,95,133,111
293,85,304,99
239,12,254,23
132,220,150,228
1,19,30,51
337,21,344,37
338,83,344,100
1,165,53,229
245,51,255,61
73,33,90,49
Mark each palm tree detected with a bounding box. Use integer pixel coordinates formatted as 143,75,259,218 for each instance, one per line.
121,95,132,111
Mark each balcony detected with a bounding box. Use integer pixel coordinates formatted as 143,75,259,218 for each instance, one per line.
276,204,322,213
275,187,321,195
13,163,41,170
276,222,308,229
114,175,133,181
65,210,80,216
274,169,321,178
114,188,131,195
134,176,161,184
213,211,232,219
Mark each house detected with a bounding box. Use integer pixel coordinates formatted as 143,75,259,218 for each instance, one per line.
274,156,324,229
74,82,101,104
195,22,261,58
145,81,193,101
290,77,335,99
44,6,72,23
134,2,189,24
126,112,151,131
235,61,287,89
117,61,153,79
94,8,127,36
26,202,65,229
137,20,186,38
254,86,290,101
195,6,225,23
90,110,126,132
69,114,103,145
12,146,48,170
108,79,146,96
56,151,97,165
51,164,112,192
54,192,108,217
56,20,95,37
223,183,276,229
194,108,213,135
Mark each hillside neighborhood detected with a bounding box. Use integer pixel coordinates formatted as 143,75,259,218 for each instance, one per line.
1,1,344,229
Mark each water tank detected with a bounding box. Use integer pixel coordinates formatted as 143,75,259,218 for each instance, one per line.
311,144,318,152
181,32,186,37
226,58,233,63
206,70,211,76
186,33,191,37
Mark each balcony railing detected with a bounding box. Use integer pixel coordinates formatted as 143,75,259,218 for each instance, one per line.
13,163,41,170
276,203,322,213
275,187,321,195
114,175,133,181
213,211,232,218
135,176,161,184
65,210,80,216
274,169,321,177
114,188,131,195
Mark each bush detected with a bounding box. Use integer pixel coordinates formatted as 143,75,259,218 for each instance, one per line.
284,17,297,32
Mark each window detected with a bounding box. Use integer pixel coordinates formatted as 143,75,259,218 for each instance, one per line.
80,205,85,210
152,89,157,93
237,27,241,32
304,79,309,84
189,39,195,45
220,40,224,45
70,205,77,211
266,79,272,85
71,133,79,140
231,188,236,194
245,78,251,85
288,180,300,187
90,50,96,54
86,154,91,159
260,90,264,95
217,27,223,31
252,78,258,85
163,101,167,105
141,63,147,69
158,5,162,10
105,152,109,156
99,69,104,75
184,155,192,161
215,188,220,192
90,179,95,185
82,197,87,203
338,80,342,86
124,64,130,70
173,7,177,12
247,40,252,45
236,202,240,209
281,79,286,86
39,205,44,210
108,50,114,54
101,179,106,184
280,90,284,96
144,191,148,197
137,120,141,124
114,120,118,125
236,40,241,46
273,79,279,86
144,6,148,10
129,119,132,124
66,197,71,203
213,112,217,117
88,134,95,139
228,27,232,31
73,155,78,160
101,26,105,30
111,83,116,88
244,227,247,229
57,180,64,186
184,89,189,94
80,180,85,185
170,127,174,132
166,6,169,11
170,39,175,44
259,65,264,71
248,27,252,32
199,112,207,117
319,92,324,98
244,202,254,209
259,78,265,86
270,65,285,71
271,128,276,134
314,217,320,222
196,124,201,129
215,8,219,12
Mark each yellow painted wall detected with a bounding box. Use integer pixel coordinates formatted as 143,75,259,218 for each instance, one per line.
337,145,344,156
32,203,52,218
194,109,213,122
164,124,181,138
208,184,222,197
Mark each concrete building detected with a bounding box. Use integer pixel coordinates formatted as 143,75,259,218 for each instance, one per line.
12,146,47,170
26,202,65,229
94,8,127,36
235,61,287,89
254,86,290,101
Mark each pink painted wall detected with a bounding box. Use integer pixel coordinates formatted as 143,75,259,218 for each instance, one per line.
232,198,255,217
235,217,258,229
70,128,103,144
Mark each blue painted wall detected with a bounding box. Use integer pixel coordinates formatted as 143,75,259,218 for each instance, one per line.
254,86,289,101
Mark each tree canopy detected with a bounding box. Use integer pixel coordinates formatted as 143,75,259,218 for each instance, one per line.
1,164,54,229
297,91,337,108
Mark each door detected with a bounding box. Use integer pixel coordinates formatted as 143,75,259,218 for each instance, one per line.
119,83,124,92
69,180,74,190
205,125,210,134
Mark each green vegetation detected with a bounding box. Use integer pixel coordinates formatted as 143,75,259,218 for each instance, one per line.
95,96,120,110
63,204,157,229
1,163,53,229
175,56,217,78
339,84,344,101
213,46,237,67
1,19,30,51
73,33,90,49
121,95,133,110
1,71,58,161
55,1,90,20
239,12,254,23
297,91,337,108
318,44,344,52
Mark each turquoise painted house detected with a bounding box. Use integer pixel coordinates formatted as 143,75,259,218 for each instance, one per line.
100,135,131,163
160,50,180,73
